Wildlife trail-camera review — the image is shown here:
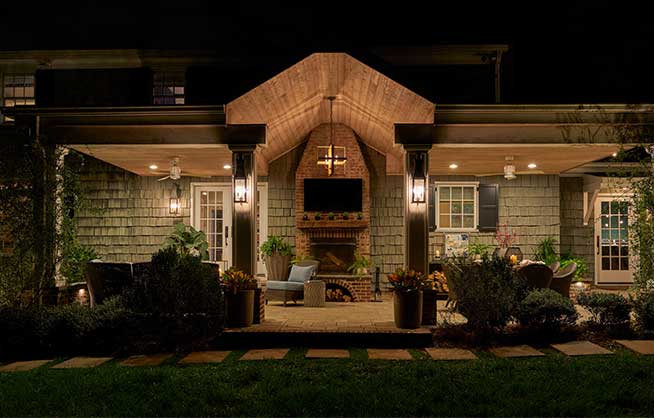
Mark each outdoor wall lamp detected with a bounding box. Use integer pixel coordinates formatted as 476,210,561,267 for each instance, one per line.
411,153,427,203
233,154,248,203
169,183,181,215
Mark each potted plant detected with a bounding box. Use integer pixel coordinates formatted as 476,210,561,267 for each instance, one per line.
387,268,432,329
164,222,209,259
328,211,335,220
469,242,493,261
357,211,363,220
302,212,309,220
494,224,519,260
342,211,350,220
314,212,322,221
347,252,371,279
220,267,257,327
260,236,293,281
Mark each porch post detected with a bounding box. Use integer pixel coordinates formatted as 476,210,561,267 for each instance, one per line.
404,144,432,275
228,144,257,276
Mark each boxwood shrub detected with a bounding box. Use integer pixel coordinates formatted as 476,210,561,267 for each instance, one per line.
517,288,578,331
577,292,632,326
631,291,654,334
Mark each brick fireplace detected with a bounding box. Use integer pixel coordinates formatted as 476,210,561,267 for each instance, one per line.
295,123,372,302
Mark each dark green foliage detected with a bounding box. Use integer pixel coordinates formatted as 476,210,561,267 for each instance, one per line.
260,235,292,257
560,252,590,281
577,292,632,325
534,237,558,265
445,256,522,339
163,222,209,260
631,291,654,333
517,288,578,330
60,244,97,284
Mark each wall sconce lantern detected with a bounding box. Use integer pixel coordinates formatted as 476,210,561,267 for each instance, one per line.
411,153,427,203
233,154,248,203
169,183,181,215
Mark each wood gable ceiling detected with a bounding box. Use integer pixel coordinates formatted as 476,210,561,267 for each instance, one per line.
226,53,435,174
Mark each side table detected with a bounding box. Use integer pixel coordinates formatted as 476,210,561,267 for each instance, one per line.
304,280,326,307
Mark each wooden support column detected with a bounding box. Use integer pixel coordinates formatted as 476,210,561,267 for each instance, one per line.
229,144,257,276
404,144,432,275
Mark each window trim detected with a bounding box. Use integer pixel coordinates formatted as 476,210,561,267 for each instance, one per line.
434,181,480,232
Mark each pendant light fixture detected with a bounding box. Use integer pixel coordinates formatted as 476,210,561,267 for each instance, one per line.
317,96,347,176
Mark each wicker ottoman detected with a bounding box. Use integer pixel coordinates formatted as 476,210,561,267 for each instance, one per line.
304,280,326,307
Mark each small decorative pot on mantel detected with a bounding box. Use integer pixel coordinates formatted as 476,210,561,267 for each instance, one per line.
387,268,431,329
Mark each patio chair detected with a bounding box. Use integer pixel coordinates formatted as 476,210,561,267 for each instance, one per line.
517,263,553,290
85,261,140,307
548,261,561,274
550,262,577,298
265,259,320,306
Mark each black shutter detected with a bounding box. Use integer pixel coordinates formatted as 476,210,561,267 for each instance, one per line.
428,182,436,231
478,184,499,232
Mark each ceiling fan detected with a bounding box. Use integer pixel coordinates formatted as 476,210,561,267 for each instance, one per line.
475,156,545,180
154,157,183,181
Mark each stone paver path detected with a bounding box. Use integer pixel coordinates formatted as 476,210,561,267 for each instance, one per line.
616,340,654,355
551,341,613,356
240,348,289,360
305,349,350,359
490,345,545,358
0,360,53,372
367,349,414,360
425,348,477,360
179,351,231,364
52,357,113,369
121,353,173,367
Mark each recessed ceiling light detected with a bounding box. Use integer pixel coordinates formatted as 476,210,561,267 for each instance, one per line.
223,164,232,170
449,163,458,169
611,152,617,157
148,164,158,170
527,163,537,169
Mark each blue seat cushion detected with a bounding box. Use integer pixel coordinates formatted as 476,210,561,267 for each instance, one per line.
288,264,315,283
266,281,304,291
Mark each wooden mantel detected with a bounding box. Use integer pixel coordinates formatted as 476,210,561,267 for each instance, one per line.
297,219,368,230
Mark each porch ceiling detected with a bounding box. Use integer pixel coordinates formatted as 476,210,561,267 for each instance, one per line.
226,53,435,174
428,144,621,175
70,144,234,177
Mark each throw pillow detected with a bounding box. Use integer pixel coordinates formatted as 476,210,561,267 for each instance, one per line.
288,264,315,283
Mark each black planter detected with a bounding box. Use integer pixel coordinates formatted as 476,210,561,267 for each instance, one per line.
393,290,423,329
225,289,255,328
421,289,439,325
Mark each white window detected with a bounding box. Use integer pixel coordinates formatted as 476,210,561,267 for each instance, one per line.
153,72,184,105
435,182,479,231
3,73,35,123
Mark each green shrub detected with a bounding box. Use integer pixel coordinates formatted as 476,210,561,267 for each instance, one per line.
61,244,97,284
560,253,589,281
631,291,654,333
534,237,558,265
260,235,292,257
577,292,632,325
517,288,578,331
445,256,521,338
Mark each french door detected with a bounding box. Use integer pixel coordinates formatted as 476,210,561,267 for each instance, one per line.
193,186,232,270
594,196,633,284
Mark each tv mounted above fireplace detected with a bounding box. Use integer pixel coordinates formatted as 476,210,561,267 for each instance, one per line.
303,178,363,212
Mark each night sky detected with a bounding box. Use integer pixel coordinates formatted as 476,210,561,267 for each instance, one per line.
1,0,653,103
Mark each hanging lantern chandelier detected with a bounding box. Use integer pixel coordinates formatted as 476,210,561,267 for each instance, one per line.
317,96,347,176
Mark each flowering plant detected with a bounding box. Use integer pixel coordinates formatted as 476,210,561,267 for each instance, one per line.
220,267,257,294
387,268,432,292
428,271,449,293
495,224,518,248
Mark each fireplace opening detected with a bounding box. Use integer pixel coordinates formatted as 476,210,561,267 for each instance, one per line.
325,283,353,302
310,239,356,273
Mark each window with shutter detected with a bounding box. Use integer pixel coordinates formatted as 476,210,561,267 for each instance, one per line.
434,182,479,232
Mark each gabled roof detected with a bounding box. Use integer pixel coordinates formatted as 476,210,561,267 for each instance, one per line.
226,53,435,173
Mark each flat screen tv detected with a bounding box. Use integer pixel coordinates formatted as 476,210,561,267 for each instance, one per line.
303,178,363,212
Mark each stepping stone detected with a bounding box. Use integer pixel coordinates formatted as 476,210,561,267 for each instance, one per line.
120,353,173,367
551,341,613,356
489,345,545,358
239,348,289,360
179,351,231,364
52,357,113,369
616,340,654,355
425,348,477,361
305,349,350,359
0,360,53,372
367,349,414,360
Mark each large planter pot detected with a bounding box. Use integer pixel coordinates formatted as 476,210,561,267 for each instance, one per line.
265,254,292,281
225,289,255,328
393,289,423,329
421,288,438,325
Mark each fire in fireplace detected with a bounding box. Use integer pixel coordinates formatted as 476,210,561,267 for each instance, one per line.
310,238,356,273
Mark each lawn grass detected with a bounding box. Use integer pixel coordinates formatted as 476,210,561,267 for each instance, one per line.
1,348,653,416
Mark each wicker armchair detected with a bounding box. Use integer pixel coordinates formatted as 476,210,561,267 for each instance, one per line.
265,259,320,306
550,262,577,298
518,263,553,290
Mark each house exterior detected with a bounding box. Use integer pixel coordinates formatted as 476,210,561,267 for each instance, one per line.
1,46,651,297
